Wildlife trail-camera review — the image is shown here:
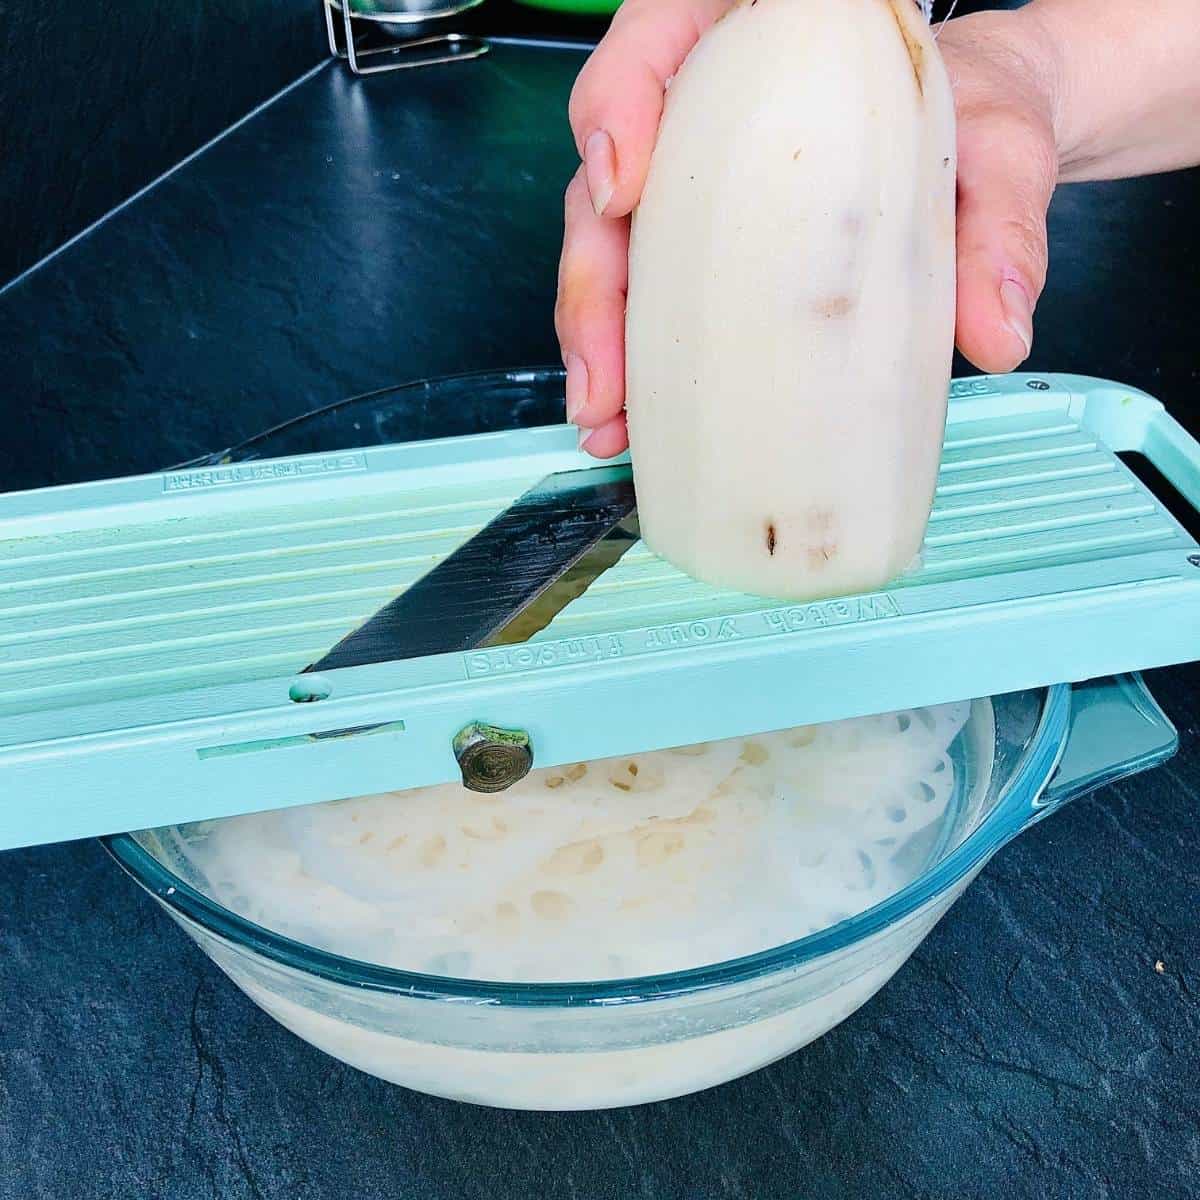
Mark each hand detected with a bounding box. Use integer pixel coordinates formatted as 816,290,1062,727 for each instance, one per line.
554,3,1062,458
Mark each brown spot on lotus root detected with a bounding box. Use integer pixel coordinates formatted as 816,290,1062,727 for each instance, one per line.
793,148,802,161
886,0,924,96
814,295,855,319
766,523,777,556
807,543,838,567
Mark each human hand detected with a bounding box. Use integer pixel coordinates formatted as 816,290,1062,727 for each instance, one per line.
555,2,1062,457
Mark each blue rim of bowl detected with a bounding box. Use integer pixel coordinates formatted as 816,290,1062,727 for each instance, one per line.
102,684,1071,1006
167,366,573,471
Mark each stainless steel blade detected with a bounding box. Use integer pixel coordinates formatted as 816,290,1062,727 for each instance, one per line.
304,464,638,672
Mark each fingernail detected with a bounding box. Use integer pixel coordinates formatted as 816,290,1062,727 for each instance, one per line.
1000,279,1034,358
584,130,616,217
564,353,589,424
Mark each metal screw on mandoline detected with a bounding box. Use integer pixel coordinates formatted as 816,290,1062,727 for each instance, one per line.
453,723,534,793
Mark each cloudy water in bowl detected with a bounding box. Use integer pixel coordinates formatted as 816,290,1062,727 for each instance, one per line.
162,699,994,983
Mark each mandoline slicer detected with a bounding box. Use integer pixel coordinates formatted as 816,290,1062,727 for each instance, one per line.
2,372,1198,851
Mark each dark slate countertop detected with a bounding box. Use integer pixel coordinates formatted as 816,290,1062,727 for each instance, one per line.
1,42,1198,1200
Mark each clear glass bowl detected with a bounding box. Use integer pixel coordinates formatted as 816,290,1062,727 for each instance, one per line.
103,369,1178,1111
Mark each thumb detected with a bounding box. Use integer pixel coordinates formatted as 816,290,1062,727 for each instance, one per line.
954,114,1058,373
568,0,731,219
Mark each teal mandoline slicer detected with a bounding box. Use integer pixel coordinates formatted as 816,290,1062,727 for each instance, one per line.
2,372,1198,851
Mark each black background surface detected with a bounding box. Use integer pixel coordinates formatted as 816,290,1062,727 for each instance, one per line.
0,10,1197,1200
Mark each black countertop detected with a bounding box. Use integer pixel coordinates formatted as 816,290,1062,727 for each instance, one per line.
1,42,1198,1200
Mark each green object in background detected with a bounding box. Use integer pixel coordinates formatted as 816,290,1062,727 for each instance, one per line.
512,0,621,15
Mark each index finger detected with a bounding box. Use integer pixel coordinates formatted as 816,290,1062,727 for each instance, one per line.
569,0,732,217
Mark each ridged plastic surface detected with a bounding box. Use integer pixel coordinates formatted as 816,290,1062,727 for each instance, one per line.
0,477,526,721
0,373,1197,850
1,389,1188,723
539,407,1186,640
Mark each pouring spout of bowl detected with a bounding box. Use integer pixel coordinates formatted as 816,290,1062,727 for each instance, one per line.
1029,674,1178,827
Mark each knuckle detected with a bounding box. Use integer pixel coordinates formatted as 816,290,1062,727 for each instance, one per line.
566,82,588,140
963,107,1058,186
563,170,589,221
568,56,606,138
998,215,1049,287
554,288,588,340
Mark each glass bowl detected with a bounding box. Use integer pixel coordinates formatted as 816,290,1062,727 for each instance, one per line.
103,369,1178,1111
